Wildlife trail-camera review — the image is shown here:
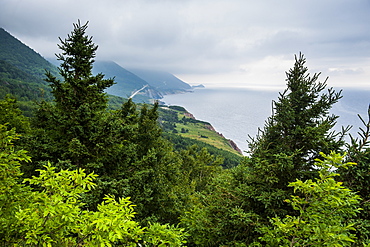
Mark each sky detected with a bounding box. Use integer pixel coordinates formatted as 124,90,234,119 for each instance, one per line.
1,0,370,89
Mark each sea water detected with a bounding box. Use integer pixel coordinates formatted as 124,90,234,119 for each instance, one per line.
162,87,370,154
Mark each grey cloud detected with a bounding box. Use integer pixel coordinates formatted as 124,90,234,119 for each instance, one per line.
1,0,370,86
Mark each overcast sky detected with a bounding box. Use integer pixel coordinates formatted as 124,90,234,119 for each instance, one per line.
1,0,370,89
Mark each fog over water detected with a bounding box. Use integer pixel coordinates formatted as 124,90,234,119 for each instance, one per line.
162,87,370,154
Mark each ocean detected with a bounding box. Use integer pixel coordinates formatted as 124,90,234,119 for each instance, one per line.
162,87,370,154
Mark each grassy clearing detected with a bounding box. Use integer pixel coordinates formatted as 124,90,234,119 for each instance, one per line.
174,113,241,155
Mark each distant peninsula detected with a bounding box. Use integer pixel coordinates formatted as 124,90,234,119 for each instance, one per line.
192,84,205,89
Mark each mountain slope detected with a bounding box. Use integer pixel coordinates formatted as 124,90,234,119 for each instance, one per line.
93,61,193,102
129,68,192,94
0,27,241,166
93,61,154,101
0,28,55,101
0,60,51,101
0,28,58,80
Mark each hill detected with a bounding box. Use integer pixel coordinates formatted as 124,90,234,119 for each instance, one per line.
93,61,193,102
158,105,243,157
0,27,242,165
0,27,193,103
0,28,58,81
128,68,192,95
92,61,162,103
0,28,56,101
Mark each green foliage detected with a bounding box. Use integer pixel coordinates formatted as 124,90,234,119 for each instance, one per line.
259,152,361,246
180,166,259,246
0,124,32,242
163,132,242,168
13,165,186,246
143,222,188,246
0,124,186,245
0,28,58,80
340,106,370,245
180,53,348,246
179,145,224,192
107,94,128,110
0,95,30,133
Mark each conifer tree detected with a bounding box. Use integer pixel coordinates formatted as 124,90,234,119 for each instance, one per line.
180,53,348,246
31,21,114,168
243,53,348,241
339,108,370,244
50,20,114,114
248,53,346,182
25,21,191,225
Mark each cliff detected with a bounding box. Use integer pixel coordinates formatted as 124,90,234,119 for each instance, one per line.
204,123,242,154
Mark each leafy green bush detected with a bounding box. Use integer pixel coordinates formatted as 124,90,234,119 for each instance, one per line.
0,124,187,246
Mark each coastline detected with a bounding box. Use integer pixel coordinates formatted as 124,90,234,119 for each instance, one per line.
162,96,244,155
161,87,280,153
203,122,242,154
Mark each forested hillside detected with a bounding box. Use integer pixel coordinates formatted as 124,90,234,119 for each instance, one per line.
0,25,239,160
0,28,57,111
1,21,370,246
0,28,58,79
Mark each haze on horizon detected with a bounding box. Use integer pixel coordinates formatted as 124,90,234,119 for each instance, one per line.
1,0,369,89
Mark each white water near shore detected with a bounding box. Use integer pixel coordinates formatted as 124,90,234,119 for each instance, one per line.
162,87,370,154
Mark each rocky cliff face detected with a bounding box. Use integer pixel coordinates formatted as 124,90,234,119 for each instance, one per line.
228,140,242,154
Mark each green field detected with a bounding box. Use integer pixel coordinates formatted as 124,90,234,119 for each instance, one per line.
159,106,242,156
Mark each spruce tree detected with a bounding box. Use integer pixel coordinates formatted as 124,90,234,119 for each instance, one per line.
25,21,191,224
243,52,347,241
51,20,113,113
32,21,114,167
248,53,345,182
339,108,370,244
180,53,348,246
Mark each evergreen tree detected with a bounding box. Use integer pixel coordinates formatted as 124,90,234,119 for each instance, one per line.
249,53,345,174
244,53,347,238
23,21,193,225
50,20,114,114
181,53,347,246
34,20,114,167
339,107,370,244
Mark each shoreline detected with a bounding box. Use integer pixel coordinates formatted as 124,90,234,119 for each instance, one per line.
163,102,244,155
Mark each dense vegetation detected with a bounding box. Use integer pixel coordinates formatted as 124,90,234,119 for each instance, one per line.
0,27,58,116
1,21,370,246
